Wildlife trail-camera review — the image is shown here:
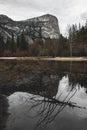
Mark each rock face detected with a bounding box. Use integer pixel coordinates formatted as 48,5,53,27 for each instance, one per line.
0,14,60,42
34,14,60,39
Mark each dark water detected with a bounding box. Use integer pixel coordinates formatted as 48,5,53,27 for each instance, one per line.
0,61,87,130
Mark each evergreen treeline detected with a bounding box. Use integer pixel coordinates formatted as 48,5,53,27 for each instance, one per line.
0,32,29,56
68,22,87,56
0,22,87,57
0,31,67,57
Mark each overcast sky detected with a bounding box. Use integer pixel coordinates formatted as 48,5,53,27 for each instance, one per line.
0,0,87,35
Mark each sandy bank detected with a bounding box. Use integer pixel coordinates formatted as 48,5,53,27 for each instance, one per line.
0,57,87,61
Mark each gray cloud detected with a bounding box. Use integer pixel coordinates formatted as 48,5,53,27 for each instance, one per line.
0,0,87,35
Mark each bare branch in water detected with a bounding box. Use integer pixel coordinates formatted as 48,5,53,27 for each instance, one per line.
27,89,87,129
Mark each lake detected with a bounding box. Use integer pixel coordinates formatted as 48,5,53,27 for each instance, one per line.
0,60,87,130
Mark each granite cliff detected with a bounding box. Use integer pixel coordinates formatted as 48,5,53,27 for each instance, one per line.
0,14,60,42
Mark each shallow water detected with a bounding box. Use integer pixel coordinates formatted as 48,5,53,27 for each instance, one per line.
0,61,87,130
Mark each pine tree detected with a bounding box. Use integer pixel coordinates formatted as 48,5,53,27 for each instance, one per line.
20,32,28,51
0,36,5,56
10,33,16,52
6,37,10,50
16,36,20,48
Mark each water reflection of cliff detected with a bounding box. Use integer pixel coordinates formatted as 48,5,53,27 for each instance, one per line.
0,73,58,98
0,61,87,130
0,95,9,130
27,75,87,129
0,70,87,97
0,61,87,95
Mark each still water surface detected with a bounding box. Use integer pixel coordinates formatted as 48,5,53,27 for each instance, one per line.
0,61,87,130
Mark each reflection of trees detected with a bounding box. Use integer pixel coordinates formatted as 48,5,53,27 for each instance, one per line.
68,73,87,88
0,95,9,130
28,89,86,129
67,61,87,91
63,61,87,91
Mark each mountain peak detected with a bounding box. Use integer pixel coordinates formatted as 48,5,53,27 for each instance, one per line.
0,14,60,40
0,14,13,24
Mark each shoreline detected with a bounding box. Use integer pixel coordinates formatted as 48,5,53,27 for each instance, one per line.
0,57,87,61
